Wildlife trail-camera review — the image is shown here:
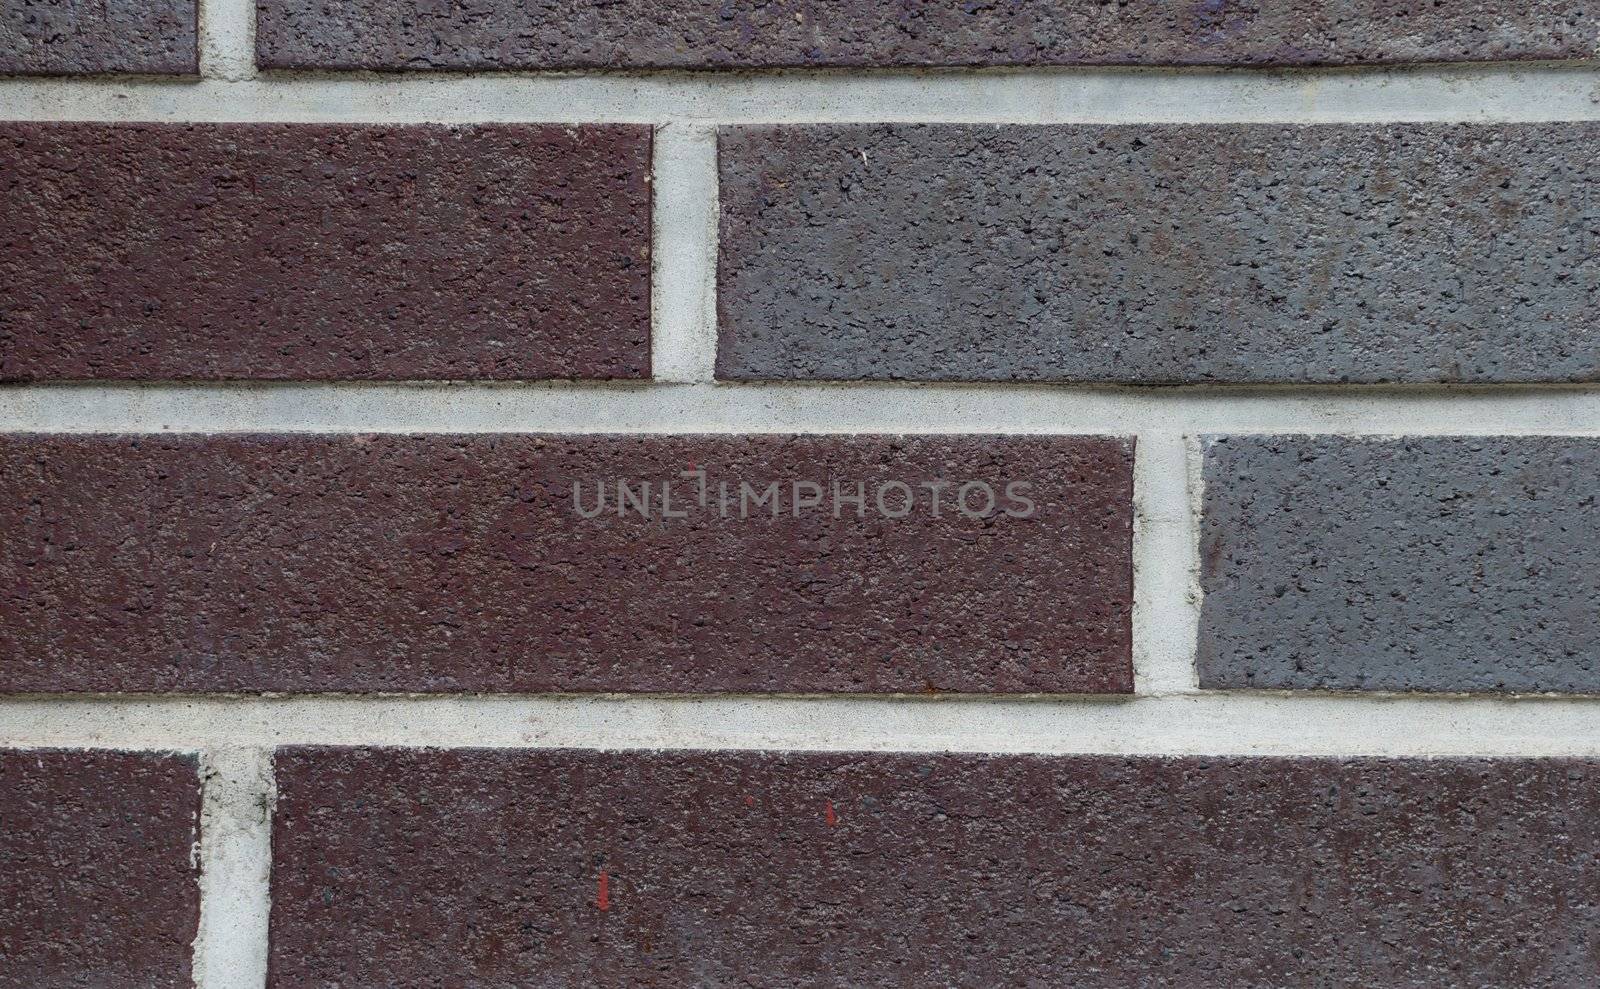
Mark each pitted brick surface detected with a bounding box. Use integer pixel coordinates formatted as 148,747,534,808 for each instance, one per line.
0,123,650,381
718,123,1600,384
0,433,1133,694
0,750,201,988
1199,435,1600,692
1,0,195,75
269,748,1600,988
255,0,1599,70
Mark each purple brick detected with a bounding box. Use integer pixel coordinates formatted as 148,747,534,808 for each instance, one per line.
255,0,1598,70
0,750,202,988
0,123,650,381
0,433,1133,694
269,748,1600,987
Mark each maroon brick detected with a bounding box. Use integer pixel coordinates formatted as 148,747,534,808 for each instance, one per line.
0,433,1132,694
1,0,195,75
270,748,1600,987
0,123,650,381
0,750,201,988
255,0,1596,70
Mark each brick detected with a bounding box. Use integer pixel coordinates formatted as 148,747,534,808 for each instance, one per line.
717,123,1600,384
1198,435,1600,693
0,750,201,988
0,123,650,381
254,0,1596,70
0,433,1132,694
0,0,195,75
270,748,1600,987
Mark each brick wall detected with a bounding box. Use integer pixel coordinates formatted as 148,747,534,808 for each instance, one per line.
2,2,1600,986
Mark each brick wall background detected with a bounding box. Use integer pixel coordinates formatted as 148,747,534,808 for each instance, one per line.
3,1,1600,986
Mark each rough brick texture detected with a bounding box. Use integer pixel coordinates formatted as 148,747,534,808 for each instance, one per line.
1199,435,1600,693
0,433,1132,694
0,0,195,75
270,748,1600,987
718,123,1600,384
254,0,1597,70
0,750,201,988
0,123,650,381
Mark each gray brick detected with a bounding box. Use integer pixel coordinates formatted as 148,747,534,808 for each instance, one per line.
718,123,1600,384
1,0,196,75
1198,435,1600,693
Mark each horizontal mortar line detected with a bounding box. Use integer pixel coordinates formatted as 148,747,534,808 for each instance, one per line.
8,382,1600,435
4,693,1600,756
1,64,1599,123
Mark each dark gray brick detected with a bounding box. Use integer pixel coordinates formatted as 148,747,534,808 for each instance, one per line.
1,0,196,75
718,123,1600,384
254,0,1599,70
1199,435,1600,693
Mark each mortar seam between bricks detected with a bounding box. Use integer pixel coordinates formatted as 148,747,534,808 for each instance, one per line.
193,748,273,989
7,695,1600,756
1132,433,1203,696
2,64,1600,123
196,0,256,83
650,123,719,384
9,383,1600,433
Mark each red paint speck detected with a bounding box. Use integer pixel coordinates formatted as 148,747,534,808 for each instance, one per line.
744,795,756,808
596,870,610,911
824,800,837,827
